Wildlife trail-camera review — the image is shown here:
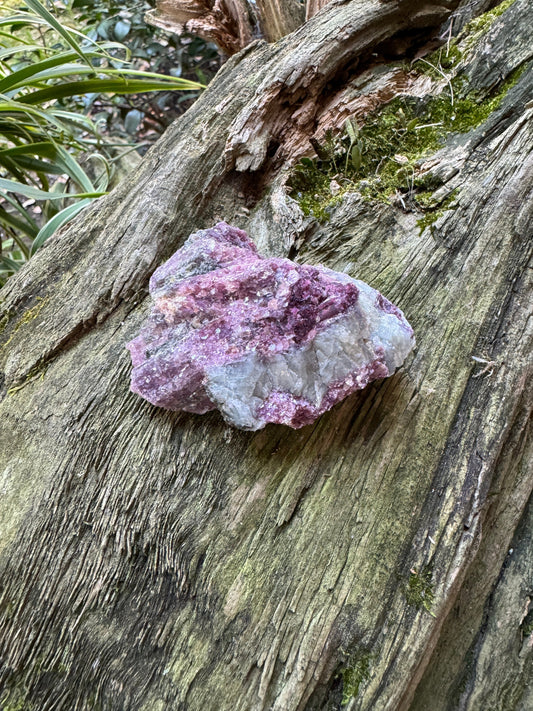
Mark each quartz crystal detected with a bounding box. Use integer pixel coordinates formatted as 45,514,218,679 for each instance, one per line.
127,222,415,430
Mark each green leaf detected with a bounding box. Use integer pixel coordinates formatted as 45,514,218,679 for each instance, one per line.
310,138,331,162
0,43,55,60
0,206,37,245
102,68,205,85
21,76,204,104
195,68,208,85
0,142,56,158
0,177,105,200
0,47,120,94
0,15,47,29
124,108,143,134
53,145,95,192
21,0,90,66
345,118,358,143
0,144,93,192
86,153,111,192
0,152,64,175
0,255,22,272
350,143,362,171
0,191,40,232
3,63,97,94
0,96,82,135
31,198,92,254
114,19,131,42
50,108,100,133
6,64,194,96
3,143,97,193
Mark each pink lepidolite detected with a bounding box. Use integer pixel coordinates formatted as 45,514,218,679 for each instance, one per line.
127,222,415,430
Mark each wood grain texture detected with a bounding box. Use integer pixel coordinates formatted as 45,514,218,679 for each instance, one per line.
306,0,331,21
0,1,531,709
146,0,305,54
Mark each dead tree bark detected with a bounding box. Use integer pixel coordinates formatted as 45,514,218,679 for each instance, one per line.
146,0,306,54
0,1,532,709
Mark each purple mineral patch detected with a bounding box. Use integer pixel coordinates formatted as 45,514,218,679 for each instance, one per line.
127,222,415,430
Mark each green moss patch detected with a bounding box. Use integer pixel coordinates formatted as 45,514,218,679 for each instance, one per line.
340,652,373,705
416,43,463,80
417,191,458,236
520,608,533,638
0,310,12,338
15,299,47,330
7,361,47,395
462,0,517,51
404,564,435,615
1,297,48,351
0,687,34,711
289,55,525,221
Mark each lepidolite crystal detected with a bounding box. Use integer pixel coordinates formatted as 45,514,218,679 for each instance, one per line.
127,222,415,430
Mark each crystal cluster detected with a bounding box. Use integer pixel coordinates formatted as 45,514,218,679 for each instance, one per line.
127,222,415,430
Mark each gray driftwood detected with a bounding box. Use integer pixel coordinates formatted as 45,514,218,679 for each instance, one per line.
0,1,532,709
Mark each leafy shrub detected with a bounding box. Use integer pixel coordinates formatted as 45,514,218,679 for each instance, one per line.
69,0,220,143
0,0,205,286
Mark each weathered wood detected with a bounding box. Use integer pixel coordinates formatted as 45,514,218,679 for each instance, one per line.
0,1,532,709
306,0,331,21
146,0,305,54
253,0,305,42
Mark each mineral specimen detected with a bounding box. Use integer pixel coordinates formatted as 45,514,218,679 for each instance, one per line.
127,222,415,430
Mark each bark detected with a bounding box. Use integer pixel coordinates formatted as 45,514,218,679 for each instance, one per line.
146,0,305,54
306,1,331,22
0,1,532,710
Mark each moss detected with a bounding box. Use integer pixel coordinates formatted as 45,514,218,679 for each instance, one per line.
289,97,444,218
288,57,525,221
0,688,33,711
16,299,47,329
417,43,463,79
520,608,533,637
522,619,533,637
0,310,12,337
416,191,458,236
491,0,518,16
87,695,103,711
415,191,435,209
289,150,343,221
7,362,47,395
340,652,373,705
1,297,47,351
463,0,517,48
0,598,15,620
434,64,526,133
404,564,435,615
417,211,443,235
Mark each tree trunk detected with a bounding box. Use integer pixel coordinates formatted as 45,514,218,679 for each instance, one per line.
146,0,306,54
0,1,532,710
